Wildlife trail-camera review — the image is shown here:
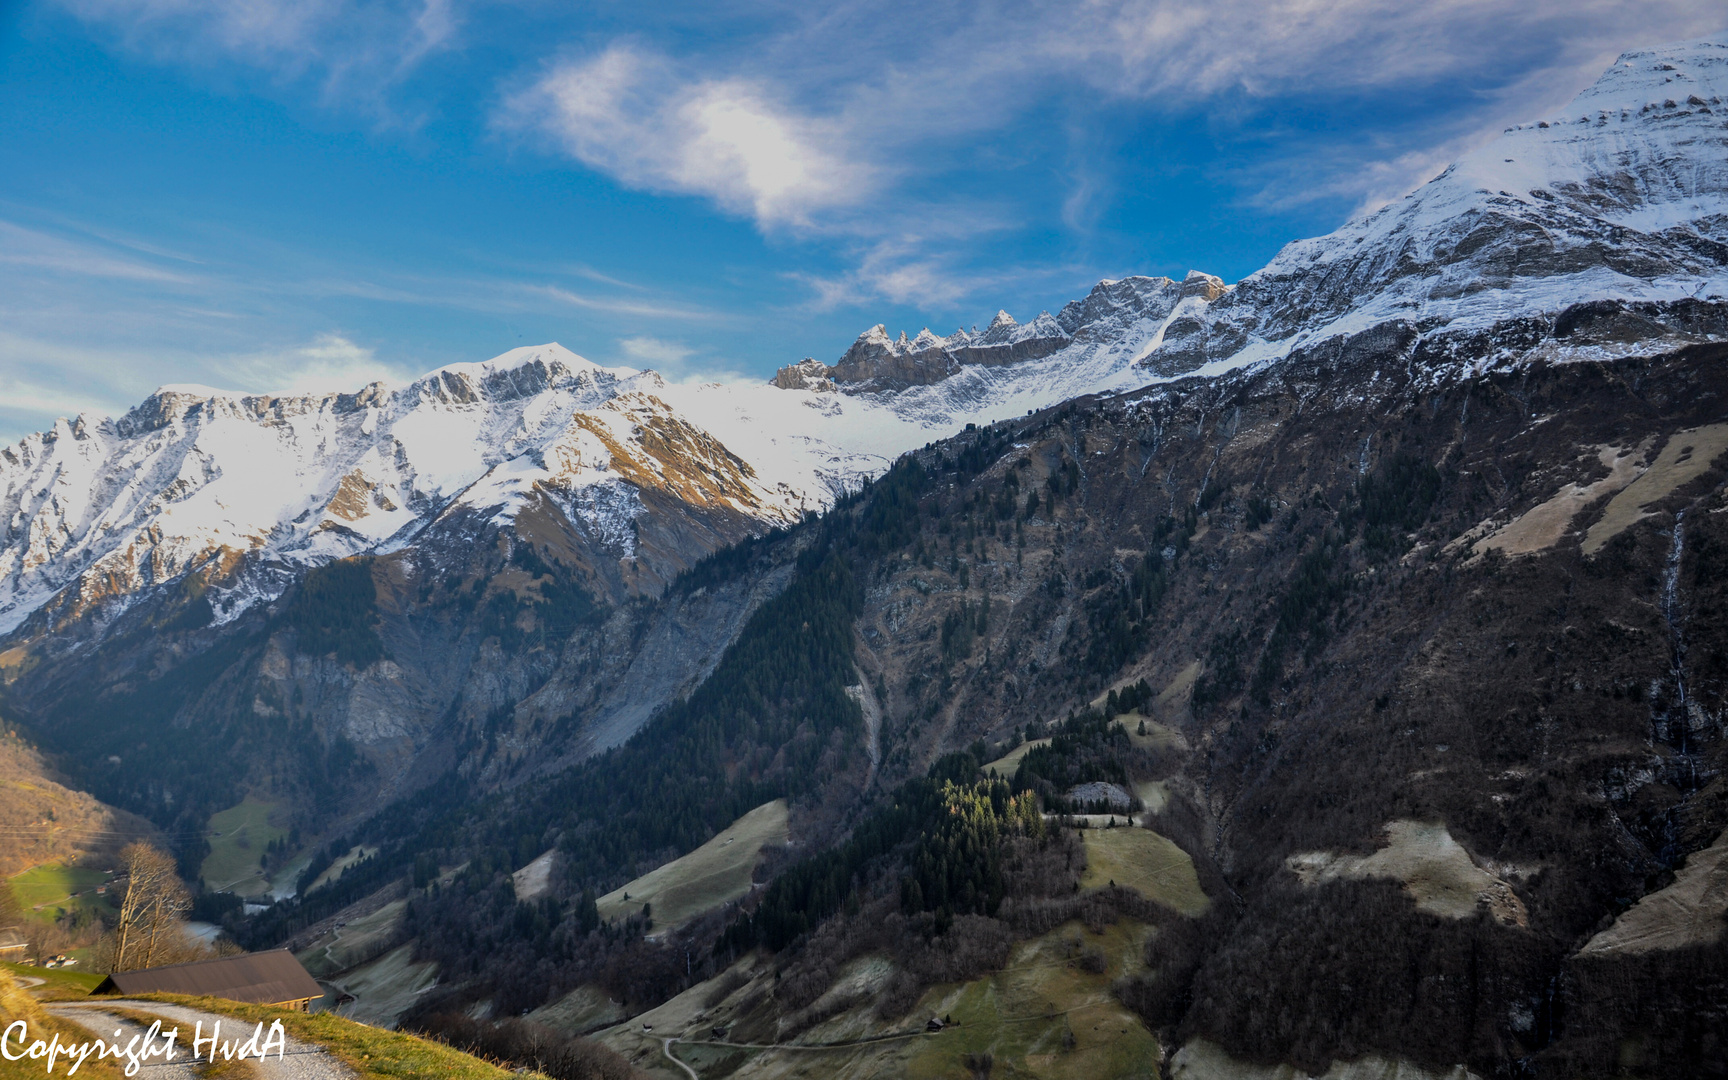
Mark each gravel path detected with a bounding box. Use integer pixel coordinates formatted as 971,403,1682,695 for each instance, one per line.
43,1005,201,1078
49,1001,355,1080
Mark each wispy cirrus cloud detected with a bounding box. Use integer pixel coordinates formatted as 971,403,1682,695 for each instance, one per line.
55,0,457,112
228,333,409,394
0,219,200,283
618,335,692,367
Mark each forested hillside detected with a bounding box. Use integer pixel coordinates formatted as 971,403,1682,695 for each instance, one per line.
124,333,1718,1077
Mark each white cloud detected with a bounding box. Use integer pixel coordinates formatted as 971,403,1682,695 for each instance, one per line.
0,330,178,430
616,335,755,384
236,333,406,394
502,44,878,229
619,336,693,367
0,375,123,422
0,328,405,433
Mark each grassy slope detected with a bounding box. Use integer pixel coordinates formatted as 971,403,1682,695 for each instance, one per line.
123,994,535,1080
1079,827,1210,916
306,844,379,895
982,740,1051,779
596,799,789,930
7,863,114,925
0,961,103,1001
0,728,151,881
3,964,517,1080
199,798,284,897
296,898,409,977
612,919,1163,1080
901,919,1159,1080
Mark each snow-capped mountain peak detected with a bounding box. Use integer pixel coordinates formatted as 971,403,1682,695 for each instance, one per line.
5,36,1726,646
1174,36,1728,372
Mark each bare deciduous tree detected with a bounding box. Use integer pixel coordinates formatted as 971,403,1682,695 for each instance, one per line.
109,842,191,973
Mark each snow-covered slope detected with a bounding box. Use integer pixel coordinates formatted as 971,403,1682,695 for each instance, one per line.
0,348,889,636
1154,36,1728,372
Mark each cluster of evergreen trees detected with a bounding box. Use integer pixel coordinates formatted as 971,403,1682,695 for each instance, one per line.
720,749,1044,953
287,557,386,666
1011,711,1133,809
899,779,1043,923
1102,679,1152,719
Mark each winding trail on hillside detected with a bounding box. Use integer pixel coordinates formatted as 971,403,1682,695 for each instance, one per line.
668,1028,940,1054
49,1000,355,1080
660,1037,700,1079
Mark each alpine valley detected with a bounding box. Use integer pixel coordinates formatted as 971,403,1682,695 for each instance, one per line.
5,35,1728,1080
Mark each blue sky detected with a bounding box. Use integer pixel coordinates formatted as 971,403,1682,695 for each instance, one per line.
1,0,1722,439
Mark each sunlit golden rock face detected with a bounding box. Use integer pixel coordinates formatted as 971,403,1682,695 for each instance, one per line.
556,394,785,519
0,346,844,645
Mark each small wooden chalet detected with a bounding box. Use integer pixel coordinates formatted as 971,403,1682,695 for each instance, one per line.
91,950,322,1011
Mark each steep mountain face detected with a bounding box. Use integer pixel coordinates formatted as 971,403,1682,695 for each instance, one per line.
366,335,1728,1080
782,38,1728,417
1168,37,1728,375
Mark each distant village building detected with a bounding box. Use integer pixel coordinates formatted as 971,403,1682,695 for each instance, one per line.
91,950,322,1011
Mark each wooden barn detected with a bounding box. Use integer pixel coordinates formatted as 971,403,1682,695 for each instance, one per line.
91,950,322,1011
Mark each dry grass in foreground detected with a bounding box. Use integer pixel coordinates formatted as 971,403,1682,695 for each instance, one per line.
125,994,540,1080
0,971,126,1080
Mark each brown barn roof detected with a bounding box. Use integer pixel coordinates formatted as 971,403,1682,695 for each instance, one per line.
92,950,321,1005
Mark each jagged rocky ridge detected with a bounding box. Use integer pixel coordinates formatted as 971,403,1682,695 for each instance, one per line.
0,348,892,643
788,37,1728,402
